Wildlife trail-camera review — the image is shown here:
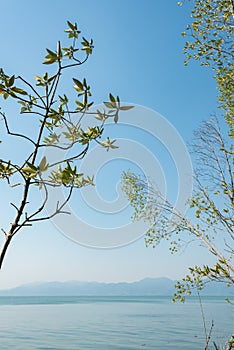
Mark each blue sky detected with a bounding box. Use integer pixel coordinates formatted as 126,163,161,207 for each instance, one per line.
0,0,221,289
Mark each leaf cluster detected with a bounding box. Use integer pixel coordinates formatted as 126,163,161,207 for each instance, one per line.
180,0,234,137
0,70,28,100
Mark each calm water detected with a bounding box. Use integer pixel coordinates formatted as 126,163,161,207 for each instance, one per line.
0,296,233,349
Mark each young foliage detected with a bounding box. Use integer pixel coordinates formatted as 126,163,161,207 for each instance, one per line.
0,21,132,269
122,119,234,302
180,0,234,137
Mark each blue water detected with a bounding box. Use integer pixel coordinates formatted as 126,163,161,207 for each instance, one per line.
0,296,233,349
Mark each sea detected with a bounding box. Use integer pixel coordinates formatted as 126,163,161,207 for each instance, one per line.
0,296,233,350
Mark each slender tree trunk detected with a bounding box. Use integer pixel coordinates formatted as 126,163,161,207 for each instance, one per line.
0,179,31,269
0,235,13,269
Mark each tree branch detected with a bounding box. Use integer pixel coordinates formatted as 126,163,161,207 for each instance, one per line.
48,143,89,168
16,75,47,108
1,111,36,146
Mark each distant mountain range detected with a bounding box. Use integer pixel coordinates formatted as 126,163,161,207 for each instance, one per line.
0,278,233,297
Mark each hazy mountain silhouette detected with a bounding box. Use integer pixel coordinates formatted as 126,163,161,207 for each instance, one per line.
0,277,232,296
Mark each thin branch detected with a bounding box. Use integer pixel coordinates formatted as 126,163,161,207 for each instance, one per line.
48,70,60,100
48,56,62,105
204,321,214,350
10,202,20,213
197,289,207,342
61,54,89,70
16,174,49,227
20,111,45,118
1,112,36,146
38,139,80,151
196,179,234,236
1,229,7,237
27,186,73,223
16,75,47,108
11,94,45,110
48,143,89,168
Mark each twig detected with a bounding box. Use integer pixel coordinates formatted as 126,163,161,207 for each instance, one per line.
27,186,73,223
197,289,207,342
16,75,47,108
48,143,89,168
1,229,7,237
204,320,214,350
1,112,36,146
10,203,20,213
61,54,89,70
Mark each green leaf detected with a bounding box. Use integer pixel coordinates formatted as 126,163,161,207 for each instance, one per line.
43,58,57,65
39,156,48,172
26,162,37,171
22,162,38,178
109,93,115,103
43,48,58,64
114,112,119,123
57,41,62,59
46,49,57,58
11,87,28,95
8,75,15,87
119,105,134,110
73,78,83,91
67,20,75,30
104,101,114,109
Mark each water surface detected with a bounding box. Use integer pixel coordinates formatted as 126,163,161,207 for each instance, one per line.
0,296,233,349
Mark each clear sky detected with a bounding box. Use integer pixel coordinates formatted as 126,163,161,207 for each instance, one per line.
0,0,221,289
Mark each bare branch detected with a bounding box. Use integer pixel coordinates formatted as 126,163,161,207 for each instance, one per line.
10,202,20,213
61,54,89,70
26,186,73,223
204,320,214,350
1,111,36,146
1,229,7,237
48,143,89,168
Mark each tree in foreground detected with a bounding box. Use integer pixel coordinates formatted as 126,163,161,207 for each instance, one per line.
0,21,131,269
